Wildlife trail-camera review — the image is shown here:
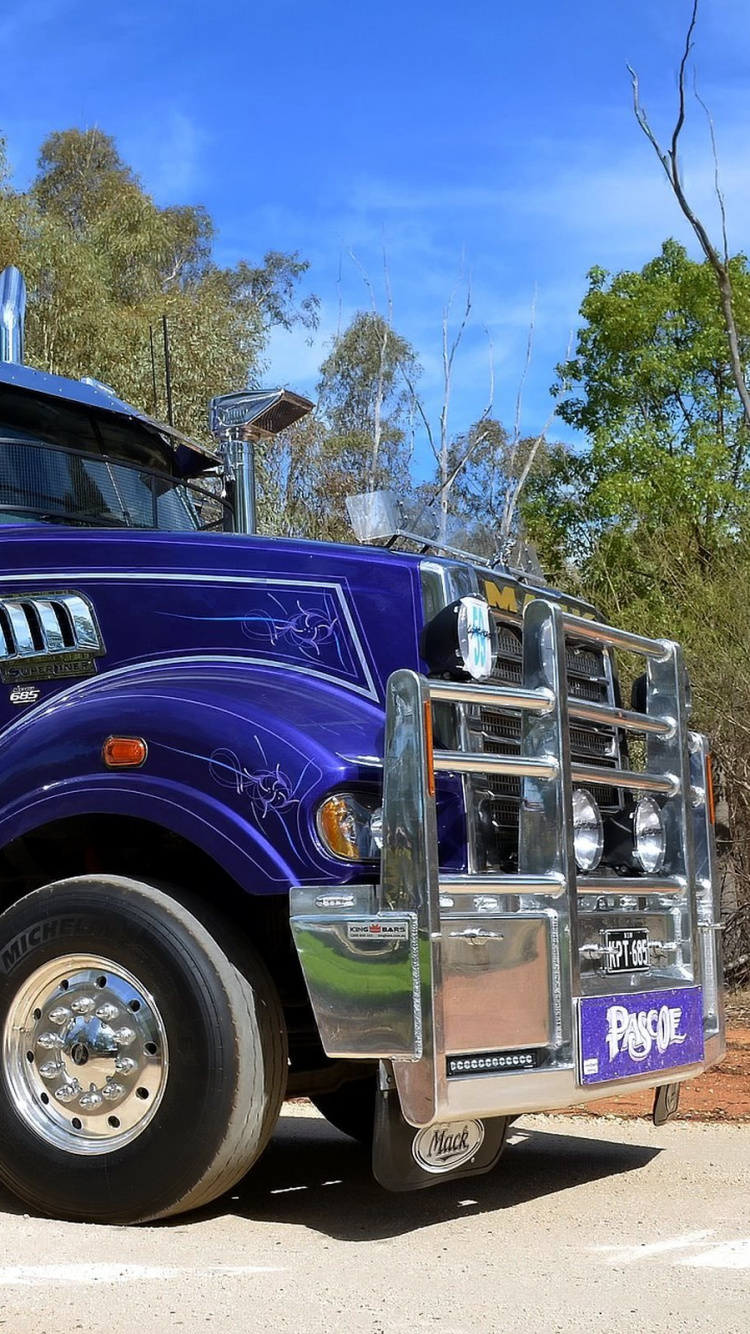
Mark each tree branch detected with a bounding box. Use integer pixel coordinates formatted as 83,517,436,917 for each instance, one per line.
694,72,729,265
627,0,750,431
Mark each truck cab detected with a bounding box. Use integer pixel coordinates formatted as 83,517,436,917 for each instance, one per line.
0,266,725,1222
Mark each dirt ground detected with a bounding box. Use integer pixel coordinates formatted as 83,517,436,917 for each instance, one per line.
567,990,750,1122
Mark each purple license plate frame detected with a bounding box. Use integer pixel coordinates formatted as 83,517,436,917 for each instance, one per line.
578,986,704,1085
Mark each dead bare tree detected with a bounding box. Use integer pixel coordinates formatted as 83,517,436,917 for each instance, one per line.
401,274,496,543
627,0,750,430
348,247,393,489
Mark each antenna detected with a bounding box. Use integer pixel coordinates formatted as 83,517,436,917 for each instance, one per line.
149,326,158,417
162,314,174,427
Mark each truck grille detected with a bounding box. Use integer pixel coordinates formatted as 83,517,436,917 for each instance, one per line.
473,612,620,871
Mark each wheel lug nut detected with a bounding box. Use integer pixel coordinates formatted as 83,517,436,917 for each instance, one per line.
54,1081,81,1103
95,1004,119,1022
39,1060,63,1080
102,1082,125,1101
112,1028,136,1046
79,1086,103,1110
70,997,96,1015
48,1007,72,1025
37,1032,63,1049
114,1056,137,1074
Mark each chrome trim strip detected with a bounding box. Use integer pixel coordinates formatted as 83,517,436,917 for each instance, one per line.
434,751,559,779
570,762,678,796
439,873,566,898
429,681,554,711
33,601,66,653
3,604,36,655
567,697,674,737
577,875,687,896
560,613,672,661
59,595,102,650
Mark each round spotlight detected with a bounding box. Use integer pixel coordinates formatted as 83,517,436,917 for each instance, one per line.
572,789,604,872
421,597,498,681
633,796,666,873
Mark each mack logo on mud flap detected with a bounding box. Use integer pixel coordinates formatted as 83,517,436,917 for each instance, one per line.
412,1120,485,1174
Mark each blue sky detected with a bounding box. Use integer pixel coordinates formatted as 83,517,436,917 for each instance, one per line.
2,0,749,477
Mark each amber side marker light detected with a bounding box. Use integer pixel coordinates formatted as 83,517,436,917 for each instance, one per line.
706,752,716,825
423,699,436,799
103,736,148,768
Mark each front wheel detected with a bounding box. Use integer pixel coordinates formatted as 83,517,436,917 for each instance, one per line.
0,875,286,1223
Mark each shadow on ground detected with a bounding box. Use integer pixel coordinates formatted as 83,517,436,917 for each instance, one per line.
0,1113,662,1233
184,1112,663,1242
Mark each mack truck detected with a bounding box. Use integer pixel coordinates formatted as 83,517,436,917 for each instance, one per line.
0,265,725,1223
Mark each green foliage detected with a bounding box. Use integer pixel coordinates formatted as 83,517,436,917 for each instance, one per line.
533,240,750,573
522,238,750,923
317,311,418,439
0,127,318,442
300,311,421,534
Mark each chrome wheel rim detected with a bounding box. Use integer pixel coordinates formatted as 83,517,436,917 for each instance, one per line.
3,954,169,1155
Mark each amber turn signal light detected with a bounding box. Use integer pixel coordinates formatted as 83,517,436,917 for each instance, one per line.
423,699,435,798
103,736,148,768
705,753,716,825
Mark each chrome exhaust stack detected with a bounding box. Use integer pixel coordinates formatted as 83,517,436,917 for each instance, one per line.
209,388,313,534
0,266,26,365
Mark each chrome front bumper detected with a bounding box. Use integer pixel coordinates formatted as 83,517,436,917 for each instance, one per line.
291,600,726,1127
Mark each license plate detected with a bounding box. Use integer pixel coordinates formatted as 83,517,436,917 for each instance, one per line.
579,986,704,1084
604,928,650,973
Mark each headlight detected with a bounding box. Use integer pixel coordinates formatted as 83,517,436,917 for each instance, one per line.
572,789,603,871
316,793,382,861
421,596,498,681
633,796,666,873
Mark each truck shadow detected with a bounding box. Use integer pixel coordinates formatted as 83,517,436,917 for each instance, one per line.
191,1112,663,1242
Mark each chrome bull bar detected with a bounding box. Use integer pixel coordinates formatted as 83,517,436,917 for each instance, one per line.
291,599,724,1127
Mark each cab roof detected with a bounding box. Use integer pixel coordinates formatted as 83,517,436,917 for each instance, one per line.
0,360,216,477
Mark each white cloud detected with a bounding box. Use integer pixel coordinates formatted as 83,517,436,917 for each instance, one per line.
121,108,209,202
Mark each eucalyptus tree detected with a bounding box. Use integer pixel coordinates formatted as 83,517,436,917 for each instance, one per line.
525,240,750,580
0,128,318,442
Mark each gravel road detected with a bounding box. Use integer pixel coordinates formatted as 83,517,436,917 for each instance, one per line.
0,1105,747,1334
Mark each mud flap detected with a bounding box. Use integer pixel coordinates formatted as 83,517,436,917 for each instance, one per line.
372,1088,509,1191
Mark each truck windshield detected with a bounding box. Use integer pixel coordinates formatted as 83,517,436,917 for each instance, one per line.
0,431,229,532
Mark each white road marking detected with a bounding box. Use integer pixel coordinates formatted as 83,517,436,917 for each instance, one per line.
594,1231,713,1262
593,1231,750,1269
0,1264,283,1287
678,1239,750,1269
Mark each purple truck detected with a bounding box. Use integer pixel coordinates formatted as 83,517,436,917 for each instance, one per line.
0,266,725,1222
